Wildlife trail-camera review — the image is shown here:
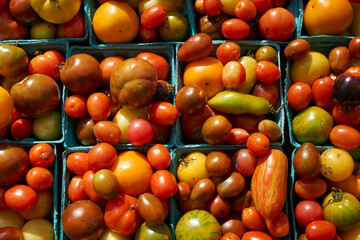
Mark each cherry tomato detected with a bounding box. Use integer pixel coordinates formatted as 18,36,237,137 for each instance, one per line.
216,42,241,64
99,56,124,88
294,177,327,200
94,121,121,145
255,46,278,64
175,85,207,115
305,220,336,240
209,195,231,218
203,0,222,16
149,120,170,144
295,200,323,228
253,0,273,15
332,104,360,126
68,175,88,202
136,52,170,80
7,108,21,128
222,61,246,90
65,94,88,118
86,92,111,121
202,115,232,145
176,182,192,201
287,82,312,111
126,119,153,146
83,170,101,202
232,148,257,177
284,39,311,60
57,12,86,38
10,118,31,140
141,5,167,29
66,152,90,175
222,19,250,40
29,143,55,168
329,46,351,74
231,114,265,134
252,82,279,107
348,36,360,58
4,185,37,212
242,231,272,240
242,207,266,231
148,101,178,126
151,170,177,199
235,0,257,22
254,61,280,83
147,144,171,170
311,77,335,109
138,26,159,43
26,167,54,192
88,143,117,170
194,0,205,15
246,132,270,156
329,124,360,150
221,233,241,240
28,50,65,81
226,128,249,145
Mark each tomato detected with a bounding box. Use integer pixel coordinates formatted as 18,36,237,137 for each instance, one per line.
311,77,335,109
232,149,257,177
255,46,277,64
255,61,280,83
221,233,241,240
295,200,323,228
83,170,101,202
127,119,153,146
0,226,23,239
94,121,122,145
306,220,336,240
227,128,249,145
88,143,117,170
87,92,111,121
93,169,120,200
151,170,177,199
10,118,31,140
231,114,265,134
110,151,153,197
26,167,53,192
329,124,360,150
235,0,257,22
65,94,88,118
76,117,96,146
221,213,247,238
329,46,351,74
28,50,65,82
209,195,230,219
246,132,270,156
320,148,354,182
177,152,210,187
149,120,170,144
103,89,121,119
136,52,170,80
203,0,222,16
147,144,171,170
148,101,178,126
259,7,295,41
341,225,360,240
242,207,266,231
93,1,139,43
221,19,250,40
198,14,229,39
68,175,87,202
66,152,90,175
241,231,272,240
190,178,215,203
284,39,311,60
217,171,245,198
287,82,312,111
202,115,232,145
154,80,173,102
57,12,85,38
138,193,165,226
252,0,273,15
5,185,37,212
139,26,158,43
0,188,5,211
176,182,191,201
175,85,207,115
332,104,360,126
294,177,327,199
99,56,125,88
195,0,205,14
216,42,241,65
205,151,232,178
29,143,55,168
349,36,360,59
141,5,167,29
222,61,246,90
105,193,142,236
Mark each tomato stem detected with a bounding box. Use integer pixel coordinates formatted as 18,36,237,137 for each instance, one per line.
324,187,343,207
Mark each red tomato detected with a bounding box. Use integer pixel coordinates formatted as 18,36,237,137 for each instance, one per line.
254,61,280,83
221,233,241,240
195,0,205,15
83,170,101,202
231,148,257,177
258,7,295,41
203,0,222,16
26,167,54,192
242,207,266,231
349,36,360,58
235,0,257,21
305,220,336,240
28,50,65,81
151,170,177,199
136,52,170,80
246,132,270,156
329,124,360,150
295,200,323,228
216,42,241,64
332,104,360,126
57,12,85,38
88,143,117,170
4,185,37,212
99,56,124,88
176,182,192,201
222,19,250,40
7,108,21,128
0,188,6,211
127,119,153,146
147,144,171,170
226,128,249,145
287,82,312,111
141,5,167,29
242,231,272,240
68,175,88,202
29,143,55,168
252,0,273,15
209,195,231,218
138,26,159,43
87,92,111,121
66,152,90,175
222,61,246,89
94,121,121,145
312,77,335,109
11,118,31,140
149,120,170,144
294,177,327,200
252,82,279,107
231,114,266,134
65,94,88,118
148,101,178,126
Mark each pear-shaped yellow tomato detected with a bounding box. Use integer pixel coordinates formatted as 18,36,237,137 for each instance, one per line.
320,148,354,182
177,152,210,187
29,0,81,24
290,51,331,86
0,86,13,129
304,0,354,36
93,1,139,44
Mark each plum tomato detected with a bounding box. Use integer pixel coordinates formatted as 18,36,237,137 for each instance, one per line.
151,170,177,199
29,143,55,168
294,177,327,200
252,82,279,107
94,121,121,145
329,124,360,150
287,82,312,111
136,52,170,80
329,46,351,74
138,26,159,43
209,195,231,219
284,39,311,60
222,61,246,90
246,132,270,156
332,104,360,126
147,144,171,170
231,114,265,134
176,182,192,201
87,92,111,121
88,143,117,170
221,213,247,237
148,101,178,126
305,220,336,240
138,193,166,226
221,232,241,240
83,170,101,202
11,118,31,140
222,19,250,40
216,42,241,64
202,115,232,145
241,207,266,231
99,56,124,88
66,152,90,175
64,94,88,118
226,128,249,145
92,169,120,200
235,0,257,22
203,0,222,16
190,178,215,203
295,200,323,228
205,151,232,178
68,175,88,202
5,185,37,212
127,119,153,146
349,36,360,59
175,85,206,115
26,167,54,192
141,5,167,29
232,149,257,177
254,61,280,83
312,77,336,109
28,50,65,82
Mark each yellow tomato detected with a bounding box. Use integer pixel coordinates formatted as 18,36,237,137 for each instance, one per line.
0,209,25,229
93,1,139,44
329,161,360,199
22,219,55,240
341,225,360,240
138,0,184,15
0,86,14,129
221,0,241,16
177,152,210,187
290,51,331,86
18,191,53,220
100,228,131,240
183,57,224,99
237,56,257,93
320,148,354,182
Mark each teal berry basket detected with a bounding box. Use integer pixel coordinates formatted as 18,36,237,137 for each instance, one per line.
62,44,176,149
174,40,285,148
0,40,68,145
169,146,291,240
87,0,197,46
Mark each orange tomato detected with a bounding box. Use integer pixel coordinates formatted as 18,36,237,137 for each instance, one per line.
329,124,360,150
109,151,153,197
183,57,224,99
329,161,360,199
0,86,14,129
304,0,354,36
93,1,139,43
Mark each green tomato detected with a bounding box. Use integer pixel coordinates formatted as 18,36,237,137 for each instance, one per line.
135,222,172,240
159,11,188,41
32,111,62,140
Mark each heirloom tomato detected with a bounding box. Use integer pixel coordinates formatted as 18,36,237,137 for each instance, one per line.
329,161,360,199
65,94,88,119
28,50,65,81
311,76,335,109
203,0,222,16
148,101,178,126
235,0,257,22
94,121,122,146
151,170,177,199
216,42,241,64
147,144,171,170
88,143,117,170
329,124,360,150
320,148,354,182
246,132,269,156
0,86,14,129
68,175,87,202
136,52,170,80
205,151,232,178
99,56,124,88
177,152,210,187
254,61,280,83
221,19,250,40
87,92,111,121
26,167,54,192
295,200,323,228
175,85,206,115
241,207,266,231
221,233,240,240
287,82,312,111
5,185,37,212
140,5,167,29
127,119,153,146
294,177,327,199
66,152,90,175
332,104,360,126
20,191,53,220
305,220,336,240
